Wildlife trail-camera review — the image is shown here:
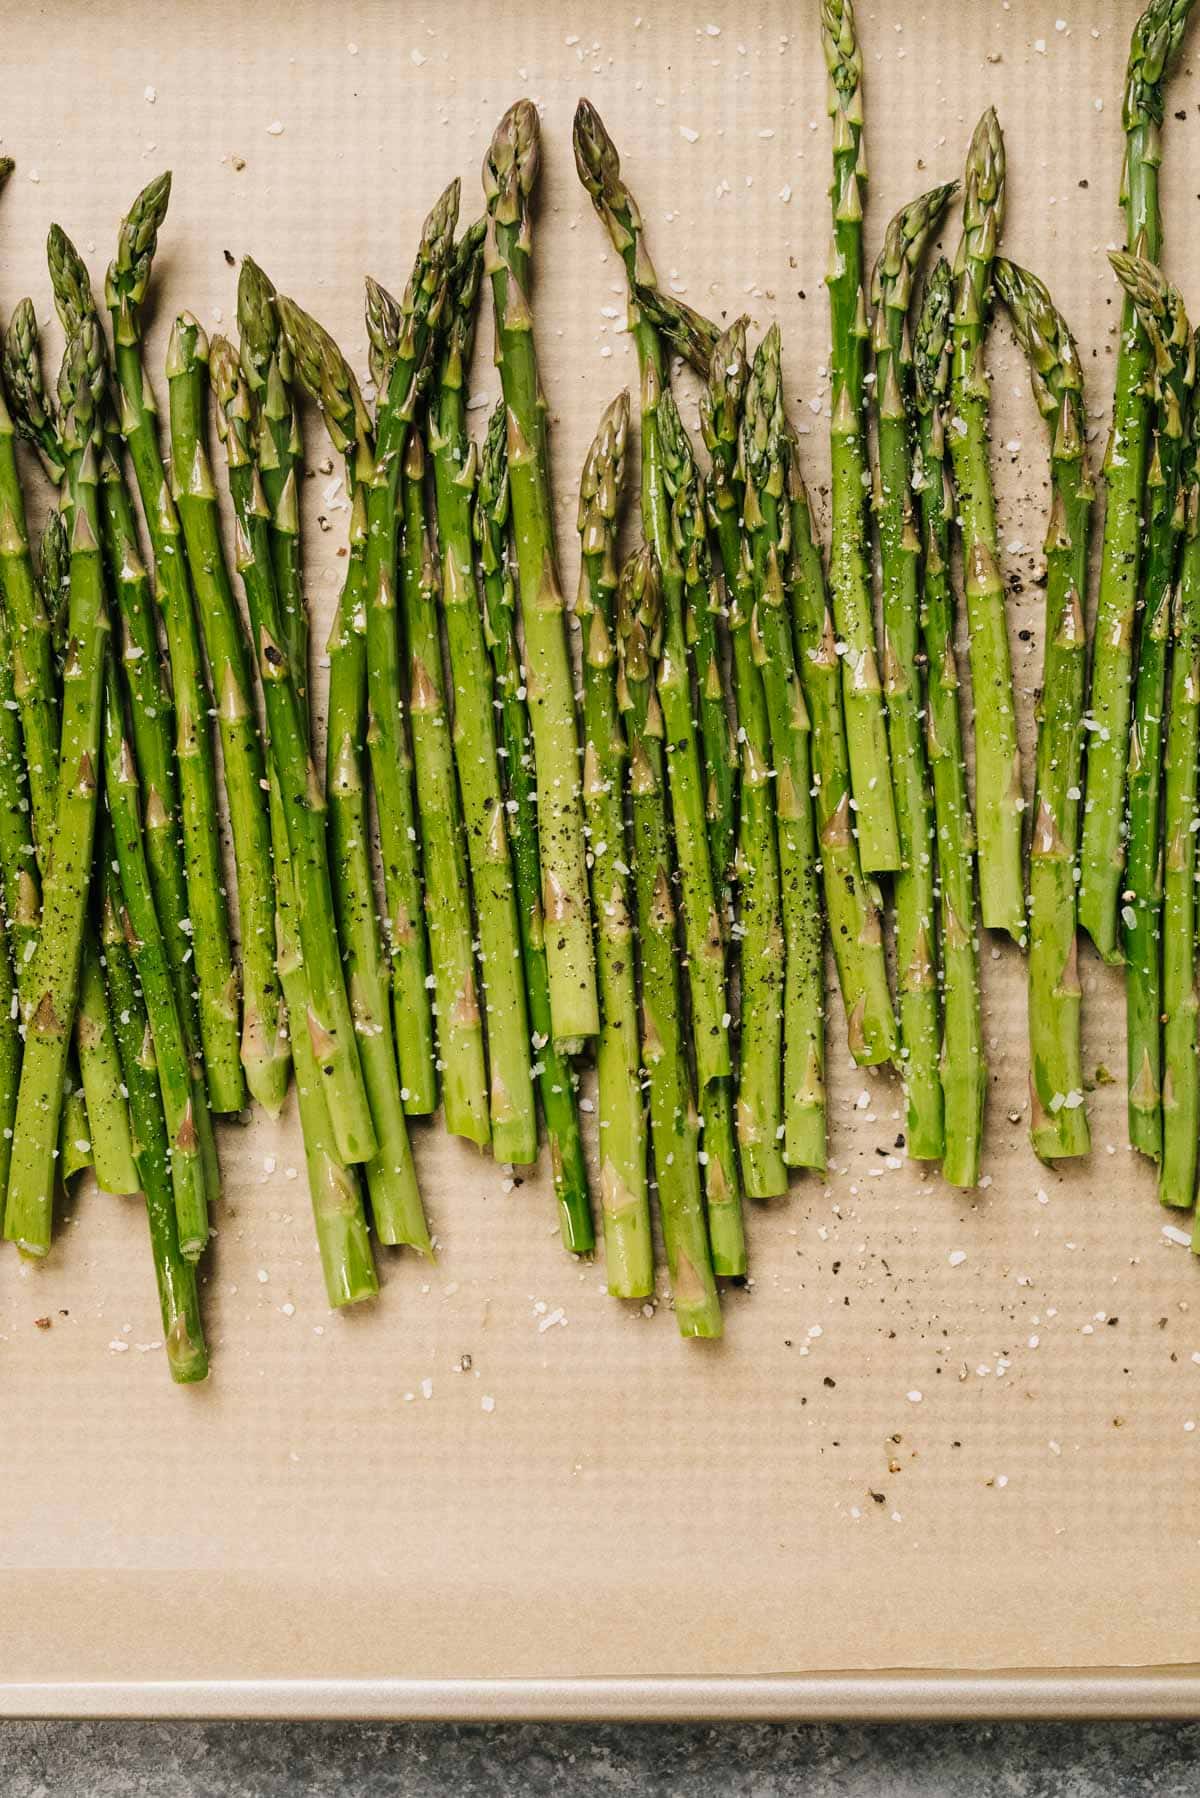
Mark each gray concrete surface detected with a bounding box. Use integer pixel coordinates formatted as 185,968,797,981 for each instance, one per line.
0,1722,1198,1795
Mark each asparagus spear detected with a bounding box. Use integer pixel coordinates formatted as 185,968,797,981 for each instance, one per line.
269,772,378,1302
2,305,141,1201
358,186,460,1117
1112,254,1193,1160
105,174,243,1112
484,101,598,1047
237,258,309,704
819,0,900,874
1163,378,1200,1216
1080,0,1196,959
45,226,219,1201
397,432,489,1148
617,545,722,1339
5,327,111,1254
166,313,286,1114
427,222,537,1165
911,260,986,1187
948,111,1024,939
103,679,209,1258
655,391,736,923
741,329,826,1174
214,338,423,1244
573,101,731,1090
872,187,956,1161
100,856,208,1383
276,295,430,1252
994,258,1092,1162
699,322,786,1200
0,307,114,1190
573,393,651,1292
783,428,898,1071
478,405,595,1256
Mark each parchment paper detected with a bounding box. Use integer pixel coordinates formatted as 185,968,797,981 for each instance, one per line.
2,0,1199,1691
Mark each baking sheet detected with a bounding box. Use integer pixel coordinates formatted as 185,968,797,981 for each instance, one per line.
3,0,1200,1714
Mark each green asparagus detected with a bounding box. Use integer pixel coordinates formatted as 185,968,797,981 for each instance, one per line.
995,258,1092,1162
1112,254,1193,1161
616,545,722,1339
428,220,536,1165
574,392,651,1292
484,101,598,1047
819,0,901,874
1080,0,1197,959
911,259,986,1186
480,404,595,1256
872,187,955,1160
948,111,1023,939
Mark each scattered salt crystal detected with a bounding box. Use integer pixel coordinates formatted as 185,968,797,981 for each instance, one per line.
1049,1440,1062,1455
1036,1189,1049,1205
281,1303,295,1318
421,1377,434,1399
108,1340,129,1353
679,126,700,143
1163,1224,1191,1247
779,184,792,203
996,1474,1009,1488
855,1091,870,1110
144,85,157,104
481,1395,496,1413
1028,1334,1040,1349
263,1155,277,1175
538,1306,567,1333
706,21,721,34
1034,37,1046,52
347,42,358,54
948,1250,967,1267
257,1268,269,1284
266,120,284,136
1191,1352,1200,1367
807,1324,823,1339
410,47,427,64
906,1390,923,1404
1187,1421,1196,1433
1094,99,1104,111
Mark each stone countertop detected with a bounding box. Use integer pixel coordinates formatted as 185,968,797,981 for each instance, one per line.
1,1721,1199,1795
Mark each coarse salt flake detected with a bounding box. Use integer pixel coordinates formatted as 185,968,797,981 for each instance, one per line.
421,1377,434,1399
906,1390,923,1403
266,120,284,136
481,1395,496,1413
948,1250,967,1267
1163,1224,1191,1247
144,85,157,103
679,125,700,143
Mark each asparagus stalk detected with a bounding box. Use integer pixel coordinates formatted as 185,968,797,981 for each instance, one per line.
397,432,489,1148
45,226,219,1201
100,856,208,1383
214,338,423,1244
0,309,107,1188
428,222,537,1165
697,322,786,1199
484,101,598,1046
1080,0,1196,959
478,405,595,1256
1163,386,1200,1216
105,175,243,1112
656,391,736,923
573,393,651,1292
276,295,430,1252
269,772,378,1303
0,803,21,1212
573,101,731,1090
617,545,722,1339
165,313,286,1114
819,0,900,874
2,304,141,1201
784,429,898,1070
911,260,986,1186
103,679,209,1258
358,187,460,1117
948,111,1024,939
5,327,111,1254
237,258,309,705
872,187,956,1160
741,330,826,1174
1112,255,1193,1160
994,258,1093,1162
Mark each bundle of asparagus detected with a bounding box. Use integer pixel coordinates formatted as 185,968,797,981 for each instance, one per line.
1,0,1199,1387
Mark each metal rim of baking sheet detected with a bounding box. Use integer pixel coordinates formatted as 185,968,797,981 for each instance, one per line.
2,1670,1200,1720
